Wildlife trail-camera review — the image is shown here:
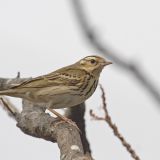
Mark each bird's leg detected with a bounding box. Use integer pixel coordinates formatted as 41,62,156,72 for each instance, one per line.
47,108,81,133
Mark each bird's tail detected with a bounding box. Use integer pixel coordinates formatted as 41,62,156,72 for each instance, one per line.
0,89,15,96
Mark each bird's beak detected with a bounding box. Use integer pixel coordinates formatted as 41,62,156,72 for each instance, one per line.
102,61,112,66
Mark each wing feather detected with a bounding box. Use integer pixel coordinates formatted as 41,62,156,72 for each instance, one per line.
10,68,85,89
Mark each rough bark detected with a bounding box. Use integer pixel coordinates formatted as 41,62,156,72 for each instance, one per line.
66,105,92,155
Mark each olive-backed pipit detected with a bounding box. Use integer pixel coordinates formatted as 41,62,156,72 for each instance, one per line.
0,55,112,127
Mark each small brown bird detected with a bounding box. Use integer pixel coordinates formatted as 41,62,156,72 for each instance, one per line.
0,55,112,126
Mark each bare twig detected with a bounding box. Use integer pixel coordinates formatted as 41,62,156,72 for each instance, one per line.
90,84,141,160
0,76,91,160
70,0,160,104
0,96,19,119
16,72,21,78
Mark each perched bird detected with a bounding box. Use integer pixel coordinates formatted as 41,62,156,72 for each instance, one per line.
0,55,112,127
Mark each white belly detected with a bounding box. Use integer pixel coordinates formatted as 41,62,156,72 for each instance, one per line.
48,93,85,109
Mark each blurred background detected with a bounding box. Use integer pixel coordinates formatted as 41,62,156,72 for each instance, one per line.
0,0,160,159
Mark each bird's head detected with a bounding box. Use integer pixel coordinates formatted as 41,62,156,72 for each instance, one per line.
77,55,112,77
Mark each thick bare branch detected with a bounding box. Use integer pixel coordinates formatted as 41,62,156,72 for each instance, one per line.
0,77,92,160
70,0,160,104
65,104,92,157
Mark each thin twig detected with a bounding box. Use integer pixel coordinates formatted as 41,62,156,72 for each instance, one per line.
90,85,141,160
0,96,19,119
16,72,21,78
71,0,160,104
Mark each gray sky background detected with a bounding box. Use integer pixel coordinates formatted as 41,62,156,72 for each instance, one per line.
0,0,160,159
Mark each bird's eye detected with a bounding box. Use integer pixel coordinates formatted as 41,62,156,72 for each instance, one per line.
90,59,96,65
